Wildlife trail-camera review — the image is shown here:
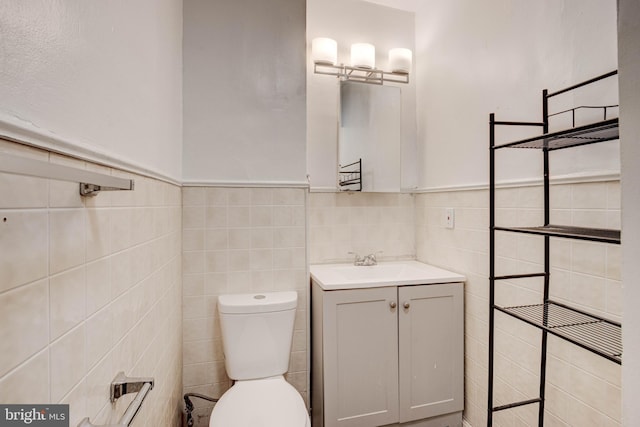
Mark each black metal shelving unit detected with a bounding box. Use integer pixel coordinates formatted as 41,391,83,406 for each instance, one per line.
488,70,621,427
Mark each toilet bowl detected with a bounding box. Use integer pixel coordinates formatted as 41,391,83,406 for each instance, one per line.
209,291,310,427
209,376,310,427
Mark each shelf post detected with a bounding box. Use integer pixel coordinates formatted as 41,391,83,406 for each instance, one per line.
487,113,496,427
537,88,551,427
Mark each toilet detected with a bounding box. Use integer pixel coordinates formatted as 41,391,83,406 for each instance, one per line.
209,291,310,427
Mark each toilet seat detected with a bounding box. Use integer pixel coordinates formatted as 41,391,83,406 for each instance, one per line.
209,376,310,427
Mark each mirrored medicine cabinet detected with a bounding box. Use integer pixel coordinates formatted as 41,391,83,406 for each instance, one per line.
338,81,402,192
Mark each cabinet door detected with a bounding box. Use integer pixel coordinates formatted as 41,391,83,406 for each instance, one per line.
398,283,464,423
323,286,399,427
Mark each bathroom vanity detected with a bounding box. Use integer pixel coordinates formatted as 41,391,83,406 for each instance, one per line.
310,261,465,427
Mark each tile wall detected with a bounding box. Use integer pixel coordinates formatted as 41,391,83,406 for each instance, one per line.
0,141,183,426
416,182,622,427
308,192,415,264
1,137,619,427
181,187,307,427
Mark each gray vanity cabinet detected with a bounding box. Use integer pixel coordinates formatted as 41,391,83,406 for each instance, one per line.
398,283,464,424
311,282,464,427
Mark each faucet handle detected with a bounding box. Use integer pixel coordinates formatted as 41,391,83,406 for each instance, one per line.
362,251,380,266
367,251,383,262
348,251,364,265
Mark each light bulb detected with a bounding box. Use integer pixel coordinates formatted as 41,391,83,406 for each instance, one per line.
311,37,337,65
351,43,376,69
389,48,412,74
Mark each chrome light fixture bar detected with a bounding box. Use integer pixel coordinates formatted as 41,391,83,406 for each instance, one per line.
312,37,411,85
313,62,409,85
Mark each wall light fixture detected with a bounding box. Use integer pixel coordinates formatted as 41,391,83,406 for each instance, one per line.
311,37,411,85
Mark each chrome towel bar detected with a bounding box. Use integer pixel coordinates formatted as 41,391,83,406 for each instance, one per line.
0,151,134,197
77,372,154,427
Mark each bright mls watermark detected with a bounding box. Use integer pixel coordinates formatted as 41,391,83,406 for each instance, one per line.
0,405,68,426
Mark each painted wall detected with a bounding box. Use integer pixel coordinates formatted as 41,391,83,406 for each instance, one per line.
306,0,417,191
0,1,183,182
182,0,306,185
0,140,183,426
618,0,640,423
414,0,619,190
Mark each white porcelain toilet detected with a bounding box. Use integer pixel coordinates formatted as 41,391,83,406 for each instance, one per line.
209,291,310,427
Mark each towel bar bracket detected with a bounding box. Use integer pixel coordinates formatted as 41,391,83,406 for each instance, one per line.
110,371,154,403
77,372,154,427
80,182,135,197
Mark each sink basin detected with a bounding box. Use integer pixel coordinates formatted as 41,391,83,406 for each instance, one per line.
332,263,407,280
310,261,465,290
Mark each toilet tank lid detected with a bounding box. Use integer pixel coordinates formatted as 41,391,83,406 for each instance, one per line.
218,291,298,314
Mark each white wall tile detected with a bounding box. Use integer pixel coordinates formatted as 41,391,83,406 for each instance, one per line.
205,206,228,228
573,182,608,210
50,209,86,274
183,251,205,274
183,187,205,206
0,280,49,377
0,211,48,293
50,267,86,340
110,250,134,298
205,229,228,250
251,205,273,226
110,208,134,253
228,228,251,249
85,355,112,422
50,325,86,402
227,188,252,206
205,251,229,273
86,209,111,262
0,174,49,209
183,206,205,229
0,349,49,404
309,192,415,264
251,188,272,205
85,307,113,370
227,206,251,227
183,228,205,251
61,377,87,427
205,188,227,206
0,147,182,426
572,241,607,277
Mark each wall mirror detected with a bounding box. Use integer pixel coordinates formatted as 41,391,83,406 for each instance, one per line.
338,81,402,192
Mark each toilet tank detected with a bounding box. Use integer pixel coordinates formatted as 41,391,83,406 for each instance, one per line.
218,291,298,380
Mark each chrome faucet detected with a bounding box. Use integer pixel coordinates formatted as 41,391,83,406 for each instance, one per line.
349,251,382,266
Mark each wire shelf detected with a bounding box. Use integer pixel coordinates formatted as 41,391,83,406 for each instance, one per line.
495,301,621,364
494,225,620,244
493,118,619,151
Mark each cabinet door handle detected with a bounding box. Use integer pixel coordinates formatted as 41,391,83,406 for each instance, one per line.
389,301,397,309
403,302,410,309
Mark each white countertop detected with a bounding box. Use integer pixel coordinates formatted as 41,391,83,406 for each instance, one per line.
310,260,465,290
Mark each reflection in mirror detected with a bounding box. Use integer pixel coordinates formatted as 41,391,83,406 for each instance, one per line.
339,81,401,192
